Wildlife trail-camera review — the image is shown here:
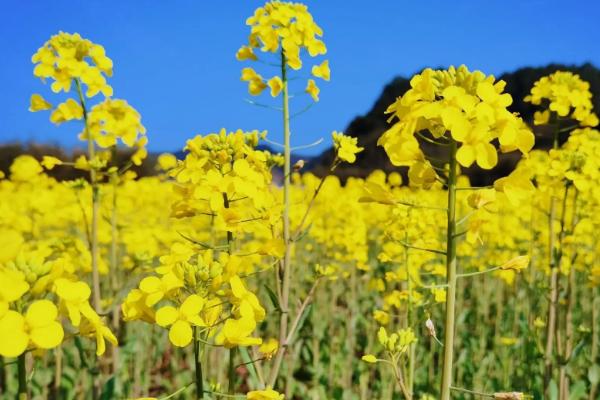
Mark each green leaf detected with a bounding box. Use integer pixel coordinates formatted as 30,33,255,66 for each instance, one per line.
569,381,586,400
100,376,115,400
263,284,282,312
588,364,600,385
549,379,558,400
238,347,260,388
295,304,313,337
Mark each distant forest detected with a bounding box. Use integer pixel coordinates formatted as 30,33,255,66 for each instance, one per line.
310,63,600,184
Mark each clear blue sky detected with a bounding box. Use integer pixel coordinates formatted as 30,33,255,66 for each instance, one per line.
1,0,599,155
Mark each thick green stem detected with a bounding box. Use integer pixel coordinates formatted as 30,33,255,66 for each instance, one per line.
17,353,27,400
193,327,204,399
268,48,292,388
440,140,458,400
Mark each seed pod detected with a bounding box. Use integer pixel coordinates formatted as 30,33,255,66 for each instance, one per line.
494,392,523,400
425,318,436,337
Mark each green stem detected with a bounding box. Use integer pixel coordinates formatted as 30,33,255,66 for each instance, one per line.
75,78,102,314
450,386,495,398
440,139,458,400
17,353,27,400
109,169,120,382
193,328,204,399
404,223,415,396
228,348,236,395
544,128,562,395
268,47,292,388
457,267,501,278
223,192,235,394
159,382,193,400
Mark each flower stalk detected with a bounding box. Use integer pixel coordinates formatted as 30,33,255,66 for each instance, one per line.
440,139,458,400
269,47,292,388
193,327,204,399
17,353,27,400
75,78,102,314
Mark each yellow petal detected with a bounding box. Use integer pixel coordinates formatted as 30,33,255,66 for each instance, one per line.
230,275,247,298
305,79,319,102
155,306,178,327
25,300,58,328
180,295,204,318
475,142,498,170
311,60,330,81
456,144,475,167
29,93,52,112
0,311,28,357
30,321,64,349
169,320,193,347
267,76,283,97
139,276,161,294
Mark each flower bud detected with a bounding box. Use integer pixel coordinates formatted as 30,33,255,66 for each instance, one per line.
293,159,305,171
425,317,436,337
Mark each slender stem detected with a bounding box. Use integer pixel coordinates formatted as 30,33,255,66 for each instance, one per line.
228,348,237,395
543,128,562,395
285,279,320,345
440,139,458,400
292,172,329,240
109,169,120,382
457,267,501,278
75,78,102,314
203,390,246,398
268,47,292,388
404,224,415,396
53,346,63,398
159,383,193,400
399,241,445,256
560,188,578,400
223,192,235,394
17,353,27,400
391,356,412,400
193,327,204,399
395,200,447,211
589,286,599,400
450,386,495,398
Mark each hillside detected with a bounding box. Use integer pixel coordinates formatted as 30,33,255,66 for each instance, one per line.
309,63,600,185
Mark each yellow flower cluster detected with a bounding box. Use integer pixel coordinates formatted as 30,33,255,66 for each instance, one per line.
241,1,326,69
525,71,599,127
238,1,329,101
0,230,117,358
31,32,147,174
32,31,113,97
82,98,146,150
332,131,364,164
379,65,534,172
123,129,281,349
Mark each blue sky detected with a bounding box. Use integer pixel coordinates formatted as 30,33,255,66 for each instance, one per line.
1,0,599,156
